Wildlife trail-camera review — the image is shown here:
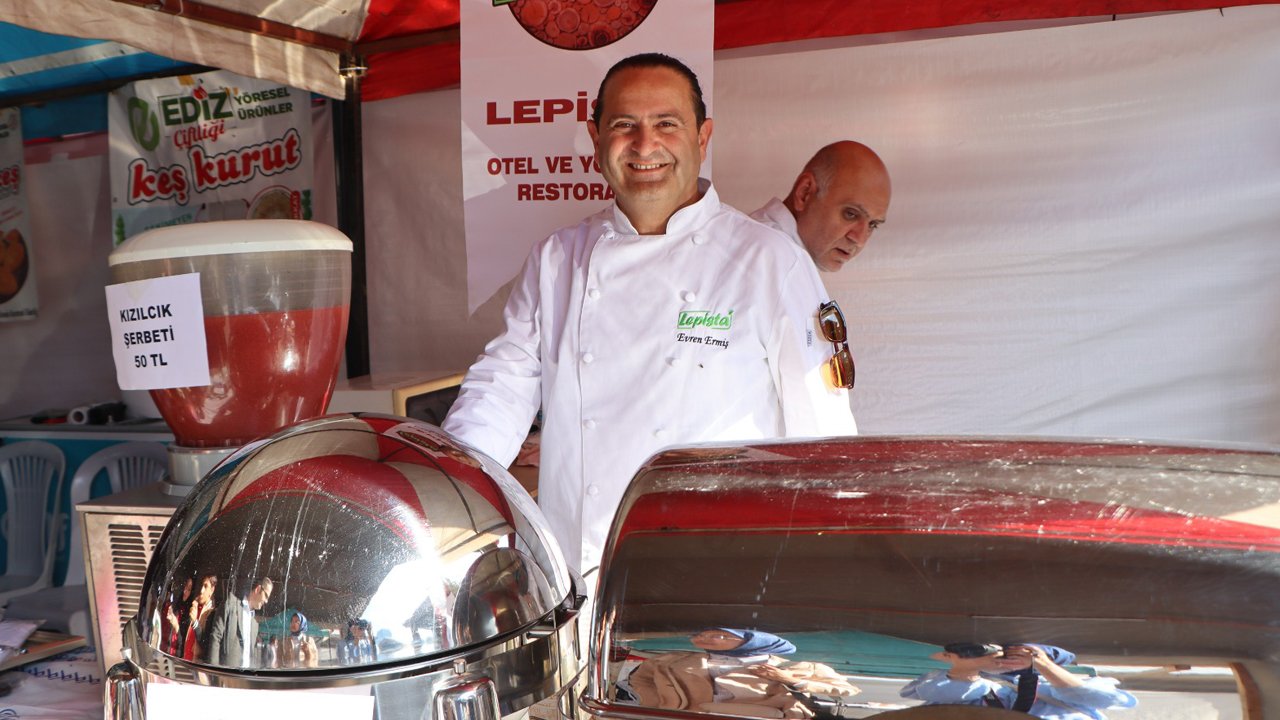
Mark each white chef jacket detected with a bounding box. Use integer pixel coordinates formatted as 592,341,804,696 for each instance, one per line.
752,197,863,421
750,197,804,251
444,181,856,573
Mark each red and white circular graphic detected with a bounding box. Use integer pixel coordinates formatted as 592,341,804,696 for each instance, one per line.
508,0,658,51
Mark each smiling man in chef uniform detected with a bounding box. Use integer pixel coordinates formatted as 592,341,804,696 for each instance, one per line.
444,53,856,578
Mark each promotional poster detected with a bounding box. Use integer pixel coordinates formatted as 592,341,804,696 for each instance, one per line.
108,69,315,244
460,0,713,313
0,107,36,322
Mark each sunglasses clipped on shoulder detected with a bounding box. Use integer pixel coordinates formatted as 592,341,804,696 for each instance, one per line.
818,300,855,389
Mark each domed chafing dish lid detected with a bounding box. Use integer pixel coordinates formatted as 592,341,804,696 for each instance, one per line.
583,437,1280,720
136,413,571,673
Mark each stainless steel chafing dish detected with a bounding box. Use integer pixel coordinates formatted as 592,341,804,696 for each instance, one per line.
581,437,1280,720
107,413,584,720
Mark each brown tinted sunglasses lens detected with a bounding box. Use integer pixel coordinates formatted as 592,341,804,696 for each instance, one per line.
819,308,847,343
829,347,855,389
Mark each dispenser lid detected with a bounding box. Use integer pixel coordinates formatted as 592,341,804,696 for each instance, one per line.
109,220,352,266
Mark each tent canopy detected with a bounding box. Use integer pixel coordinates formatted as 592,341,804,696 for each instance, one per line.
0,24,202,138
2,0,1271,117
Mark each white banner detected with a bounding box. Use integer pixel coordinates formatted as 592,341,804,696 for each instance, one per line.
460,0,713,313
0,107,37,322
108,69,315,244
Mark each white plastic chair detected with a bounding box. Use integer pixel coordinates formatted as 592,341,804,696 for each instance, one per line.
0,440,66,602
5,441,169,637
64,441,169,586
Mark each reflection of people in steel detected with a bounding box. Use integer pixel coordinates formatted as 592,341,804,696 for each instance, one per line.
183,574,217,661
342,618,376,665
282,611,320,668
205,576,273,667
900,642,1137,719
628,628,859,718
262,636,280,668
161,575,194,656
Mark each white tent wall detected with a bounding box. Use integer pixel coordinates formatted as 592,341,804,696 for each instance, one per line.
3,8,1278,446
3,137,120,413
361,7,1280,445
361,87,515,375
709,7,1280,443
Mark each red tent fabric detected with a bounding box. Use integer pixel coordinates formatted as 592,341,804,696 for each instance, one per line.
1,1,1269,101
356,0,1273,101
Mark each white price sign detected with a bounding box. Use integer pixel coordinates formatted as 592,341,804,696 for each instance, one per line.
105,272,211,390
147,682,374,720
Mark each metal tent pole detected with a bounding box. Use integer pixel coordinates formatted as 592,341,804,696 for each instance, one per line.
333,55,370,379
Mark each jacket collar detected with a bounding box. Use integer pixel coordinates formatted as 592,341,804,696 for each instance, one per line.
608,178,717,237
757,197,804,251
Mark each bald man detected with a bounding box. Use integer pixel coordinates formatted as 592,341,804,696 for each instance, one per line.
752,141,891,272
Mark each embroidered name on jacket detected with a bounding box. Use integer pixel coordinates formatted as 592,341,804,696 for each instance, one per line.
675,309,733,349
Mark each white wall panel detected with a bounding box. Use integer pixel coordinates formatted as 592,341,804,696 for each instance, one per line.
711,7,1280,443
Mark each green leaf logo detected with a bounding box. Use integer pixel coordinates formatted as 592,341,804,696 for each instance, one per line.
127,97,161,152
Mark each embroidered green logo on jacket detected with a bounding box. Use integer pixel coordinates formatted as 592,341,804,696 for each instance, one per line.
676,310,734,331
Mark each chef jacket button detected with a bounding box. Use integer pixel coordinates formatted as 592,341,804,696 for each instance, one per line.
654,428,669,439
681,290,696,302
583,419,597,429
586,485,600,497
667,357,679,367
587,288,601,300
691,233,706,245
582,352,595,364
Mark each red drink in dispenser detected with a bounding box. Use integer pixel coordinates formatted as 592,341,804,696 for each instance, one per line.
152,306,350,447
109,220,353,484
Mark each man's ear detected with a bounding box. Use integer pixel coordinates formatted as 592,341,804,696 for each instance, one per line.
697,118,713,159
792,171,818,211
587,120,600,145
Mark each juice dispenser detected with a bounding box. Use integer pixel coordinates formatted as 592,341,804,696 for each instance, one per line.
107,219,352,489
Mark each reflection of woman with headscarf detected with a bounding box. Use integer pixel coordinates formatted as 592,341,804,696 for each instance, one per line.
901,643,1137,719
628,628,859,718
283,611,320,668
